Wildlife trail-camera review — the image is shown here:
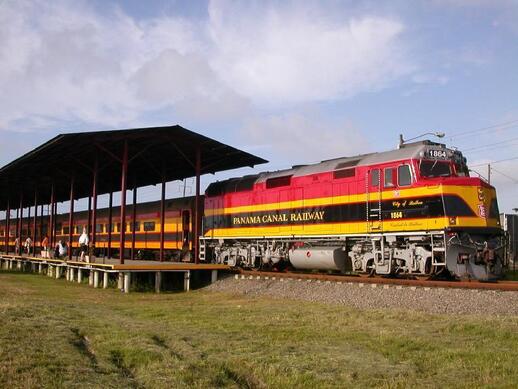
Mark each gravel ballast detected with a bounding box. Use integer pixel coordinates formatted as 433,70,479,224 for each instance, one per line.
206,275,518,316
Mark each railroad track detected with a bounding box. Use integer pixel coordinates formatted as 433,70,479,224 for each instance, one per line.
235,269,518,292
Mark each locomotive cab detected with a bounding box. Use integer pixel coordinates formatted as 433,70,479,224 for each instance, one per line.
412,144,504,280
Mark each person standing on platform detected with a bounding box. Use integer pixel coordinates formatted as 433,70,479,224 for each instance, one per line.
41,235,49,258
53,241,60,259
60,241,68,259
55,240,67,259
14,236,20,255
79,228,89,261
24,236,32,255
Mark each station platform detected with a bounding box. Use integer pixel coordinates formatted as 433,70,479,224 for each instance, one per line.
0,253,229,293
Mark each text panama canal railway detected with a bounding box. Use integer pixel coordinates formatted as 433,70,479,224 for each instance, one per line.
3,139,504,281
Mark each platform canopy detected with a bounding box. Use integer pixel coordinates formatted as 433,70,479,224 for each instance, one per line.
0,125,268,209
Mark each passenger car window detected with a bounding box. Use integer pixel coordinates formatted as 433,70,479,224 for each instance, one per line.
384,168,395,187
398,165,412,186
143,222,155,232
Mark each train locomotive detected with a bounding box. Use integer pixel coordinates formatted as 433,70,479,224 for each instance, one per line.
201,140,504,280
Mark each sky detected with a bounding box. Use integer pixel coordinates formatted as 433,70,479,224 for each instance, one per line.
1,0,518,214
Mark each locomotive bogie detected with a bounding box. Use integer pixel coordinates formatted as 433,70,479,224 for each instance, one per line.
204,228,503,279
203,232,442,276
446,232,504,280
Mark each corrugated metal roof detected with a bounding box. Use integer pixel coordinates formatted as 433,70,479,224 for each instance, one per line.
0,125,268,208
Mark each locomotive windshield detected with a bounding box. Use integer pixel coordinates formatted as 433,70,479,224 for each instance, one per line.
419,160,451,178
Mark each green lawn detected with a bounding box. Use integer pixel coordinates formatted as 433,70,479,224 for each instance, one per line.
505,269,518,281
1,271,518,388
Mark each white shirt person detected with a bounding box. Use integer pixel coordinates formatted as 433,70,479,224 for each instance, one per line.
78,228,89,261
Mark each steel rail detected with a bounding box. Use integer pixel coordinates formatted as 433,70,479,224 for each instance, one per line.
235,269,518,292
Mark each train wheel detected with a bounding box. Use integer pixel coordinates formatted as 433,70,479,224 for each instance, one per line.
358,268,375,278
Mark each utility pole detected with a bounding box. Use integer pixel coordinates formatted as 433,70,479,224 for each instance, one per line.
488,163,491,184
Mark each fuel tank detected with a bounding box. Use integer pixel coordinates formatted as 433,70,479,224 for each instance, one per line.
289,246,351,272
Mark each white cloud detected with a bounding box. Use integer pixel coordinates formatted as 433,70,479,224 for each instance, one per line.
238,109,370,167
0,0,417,133
0,0,248,132
208,1,413,104
130,49,250,122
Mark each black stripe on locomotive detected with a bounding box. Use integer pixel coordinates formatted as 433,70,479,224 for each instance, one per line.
204,194,475,231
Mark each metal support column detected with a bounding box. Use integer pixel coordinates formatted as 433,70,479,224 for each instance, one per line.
5,201,9,254
131,186,137,260
39,204,43,252
27,203,31,250
92,159,98,247
18,195,23,255
119,140,128,265
194,147,201,264
53,201,57,249
49,185,54,248
33,192,37,256
107,192,113,259
159,177,165,262
15,208,19,247
68,178,75,261
87,195,92,239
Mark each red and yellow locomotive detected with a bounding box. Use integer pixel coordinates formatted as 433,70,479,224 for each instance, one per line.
201,141,503,280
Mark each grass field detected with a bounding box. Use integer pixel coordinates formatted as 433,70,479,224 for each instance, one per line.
505,269,518,281
1,272,518,388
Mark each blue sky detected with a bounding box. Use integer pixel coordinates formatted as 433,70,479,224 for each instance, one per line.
1,0,518,213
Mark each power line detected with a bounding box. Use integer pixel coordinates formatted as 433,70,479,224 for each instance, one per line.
448,119,518,139
470,156,518,168
464,136,518,152
490,167,518,184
